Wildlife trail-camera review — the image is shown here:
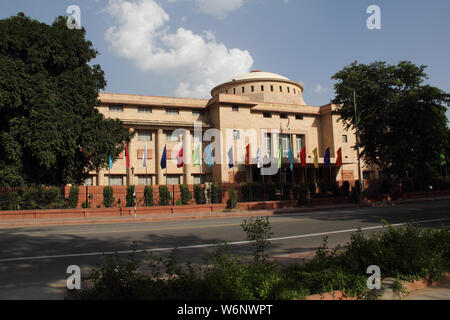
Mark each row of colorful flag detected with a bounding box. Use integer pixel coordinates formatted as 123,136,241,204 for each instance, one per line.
109,142,344,171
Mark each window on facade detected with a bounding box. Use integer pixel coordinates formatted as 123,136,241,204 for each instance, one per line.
83,176,93,186
166,175,180,185
193,175,206,185
225,89,228,94
166,108,179,115
233,88,236,94
280,114,288,119
137,131,152,141
251,86,254,92
192,109,204,116
233,130,240,140
264,133,272,158
293,89,296,94
280,86,283,92
108,176,123,186
287,87,290,93
261,85,264,92
271,85,274,92
138,176,152,186
295,114,303,120
263,113,272,118
166,132,181,142
279,134,290,158
138,106,152,113
343,135,348,143
296,136,303,157
109,105,123,112
232,105,239,112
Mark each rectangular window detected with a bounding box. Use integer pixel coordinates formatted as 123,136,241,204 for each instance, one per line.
166,175,180,185
232,105,239,112
280,113,288,119
264,133,272,158
137,131,152,142
138,176,152,186
193,175,206,185
166,131,181,142
166,108,179,115
261,85,264,92
293,89,296,94
83,176,93,186
263,112,272,118
251,86,254,92
233,130,240,140
343,135,348,143
138,106,152,113
242,87,245,93
233,88,236,94
108,176,123,186
295,114,303,120
279,134,290,158
192,109,204,116
109,105,123,112
271,85,274,92
287,87,290,93
280,86,283,92
296,136,303,158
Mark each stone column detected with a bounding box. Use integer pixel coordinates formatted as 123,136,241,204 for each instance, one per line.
184,130,193,185
97,170,105,186
156,128,164,185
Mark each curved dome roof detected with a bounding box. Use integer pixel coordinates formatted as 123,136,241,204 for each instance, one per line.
230,70,290,82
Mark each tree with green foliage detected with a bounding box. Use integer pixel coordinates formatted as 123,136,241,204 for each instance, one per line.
0,13,133,187
332,61,449,184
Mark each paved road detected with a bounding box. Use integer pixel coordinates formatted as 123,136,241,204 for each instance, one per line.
0,200,449,300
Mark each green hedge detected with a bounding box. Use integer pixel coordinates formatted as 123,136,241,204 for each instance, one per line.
103,187,114,208
159,186,170,206
144,186,154,207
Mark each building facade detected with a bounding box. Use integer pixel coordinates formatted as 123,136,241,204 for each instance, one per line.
90,71,371,187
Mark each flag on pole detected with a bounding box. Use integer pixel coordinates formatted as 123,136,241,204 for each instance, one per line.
257,147,263,169
336,147,343,167
287,118,291,130
177,146,184,168
313,148,319,169
324,147,330,168
300,146,306,167
228,146,234,169
142,143,148,167
245,144,250,166
160,145,167,169
109,154,114,169
205,144,214,168
278,144,282,169
287,146,293,172
125,142,130,169
193,144,201,167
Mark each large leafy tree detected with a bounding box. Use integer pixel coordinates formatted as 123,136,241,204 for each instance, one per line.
332,61,449,182
0,13,132,187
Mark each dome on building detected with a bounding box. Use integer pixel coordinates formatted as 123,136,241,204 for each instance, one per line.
230,70,290,82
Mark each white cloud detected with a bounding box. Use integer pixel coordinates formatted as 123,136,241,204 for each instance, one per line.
105,0,253,98
314,84,327,94
195,0,244,19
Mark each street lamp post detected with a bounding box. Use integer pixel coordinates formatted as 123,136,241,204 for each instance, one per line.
353,90,364,204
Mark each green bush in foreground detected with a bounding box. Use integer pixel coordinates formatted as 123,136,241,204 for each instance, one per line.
102,187,114,208
66,221,450,300
143,186,154,207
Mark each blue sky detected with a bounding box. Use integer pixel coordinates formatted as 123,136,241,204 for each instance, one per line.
1,0,449,119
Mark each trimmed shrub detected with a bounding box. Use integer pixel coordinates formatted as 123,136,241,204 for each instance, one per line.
2,191,21,210
296,184,309,206
266,181,277,201
159,185,170,206
240,183,250,202
318,181,328,196
193,184,206,205
179,184,192,205
144,186,154,207
210,182,221,204
227,187,237,209
281,181,292,200
126,186,136,207
103,187,114,208
308,182,317,196
67,186,79,208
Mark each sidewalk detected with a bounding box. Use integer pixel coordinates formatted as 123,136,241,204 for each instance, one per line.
0,203,363,229
0,195,449,229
